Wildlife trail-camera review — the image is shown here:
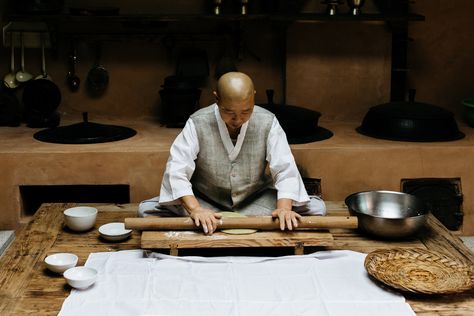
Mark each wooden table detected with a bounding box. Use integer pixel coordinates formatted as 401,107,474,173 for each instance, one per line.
0,202,473,315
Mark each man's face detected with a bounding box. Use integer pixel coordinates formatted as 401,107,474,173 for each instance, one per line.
217,95,254,134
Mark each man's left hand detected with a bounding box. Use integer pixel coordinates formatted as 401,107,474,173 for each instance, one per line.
271,209,302,231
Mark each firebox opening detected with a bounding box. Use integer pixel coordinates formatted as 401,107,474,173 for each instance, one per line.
20,184,130,218
401,178,463,231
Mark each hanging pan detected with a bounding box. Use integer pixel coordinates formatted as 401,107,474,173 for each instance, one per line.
22,33,61,128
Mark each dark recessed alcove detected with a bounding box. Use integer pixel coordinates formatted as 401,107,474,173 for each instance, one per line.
401,178,463,230
20,184,130,217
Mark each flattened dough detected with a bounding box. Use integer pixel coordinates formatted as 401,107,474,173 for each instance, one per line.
218,211,258,235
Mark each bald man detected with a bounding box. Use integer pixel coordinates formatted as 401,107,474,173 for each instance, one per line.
139,72,325,234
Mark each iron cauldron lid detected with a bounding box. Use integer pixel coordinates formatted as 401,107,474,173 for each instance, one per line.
34,112,137,144
357,90,465,142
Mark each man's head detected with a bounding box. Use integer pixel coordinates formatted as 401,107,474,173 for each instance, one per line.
214,72,256,135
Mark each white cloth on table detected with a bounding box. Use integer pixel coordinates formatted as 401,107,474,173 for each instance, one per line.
58,250,415,316
159,104,311,207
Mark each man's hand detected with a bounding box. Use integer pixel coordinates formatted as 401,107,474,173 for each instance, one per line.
271,208,301,231
189,207,222,235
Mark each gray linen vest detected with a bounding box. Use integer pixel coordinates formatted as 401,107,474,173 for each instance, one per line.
191,105,274,210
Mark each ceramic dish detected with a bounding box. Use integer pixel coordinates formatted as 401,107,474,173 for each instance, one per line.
44,253,78,274
64,266,98,289
98,222,132,241
63,206,98,232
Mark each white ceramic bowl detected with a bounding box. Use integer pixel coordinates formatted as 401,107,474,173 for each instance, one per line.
64,266,98,289
44,253,78,274
98,222,132,241
64,206,98,232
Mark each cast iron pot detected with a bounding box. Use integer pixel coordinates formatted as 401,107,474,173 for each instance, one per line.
33,112,137,144
259,89,333,144
358,90,464,142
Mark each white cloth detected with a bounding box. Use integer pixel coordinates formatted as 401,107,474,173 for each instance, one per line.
59,250,415,316
159,104,310,207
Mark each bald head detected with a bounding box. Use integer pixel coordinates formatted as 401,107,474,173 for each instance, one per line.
214,72,256,137
215,72,255,102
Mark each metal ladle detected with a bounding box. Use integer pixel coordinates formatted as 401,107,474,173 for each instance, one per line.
16,32,33,83
3,33,19,89
35,33,52,80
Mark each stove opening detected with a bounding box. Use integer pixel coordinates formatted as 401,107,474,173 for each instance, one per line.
20,184,130,219
401,178,463,231
303,177,322,197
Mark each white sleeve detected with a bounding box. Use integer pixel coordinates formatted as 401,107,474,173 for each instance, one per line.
267,117,309,205
159,119,199,205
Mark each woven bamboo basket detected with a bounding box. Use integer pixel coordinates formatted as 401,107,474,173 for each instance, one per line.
364,248,474,295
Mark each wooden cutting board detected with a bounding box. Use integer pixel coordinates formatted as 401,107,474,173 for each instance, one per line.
141,230,334,256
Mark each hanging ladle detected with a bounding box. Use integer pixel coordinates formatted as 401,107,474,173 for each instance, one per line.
35,33,52,80
3,32,19,89
16,32,33,83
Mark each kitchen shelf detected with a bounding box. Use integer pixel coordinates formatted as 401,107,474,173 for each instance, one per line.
5,12,425,25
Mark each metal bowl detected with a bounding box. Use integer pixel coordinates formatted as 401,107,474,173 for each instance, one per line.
345,190,429,238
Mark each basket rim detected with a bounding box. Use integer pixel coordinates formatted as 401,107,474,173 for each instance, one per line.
364,247,474,295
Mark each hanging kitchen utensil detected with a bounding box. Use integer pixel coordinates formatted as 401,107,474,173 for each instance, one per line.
357,89,465,142
16,32,33,83
86,42,109,96
3,32,19,89
260,89,333,144
23,32,61,128
35,33,52,80
66,41,80,92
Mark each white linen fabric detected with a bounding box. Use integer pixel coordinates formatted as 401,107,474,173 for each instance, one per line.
58,250,415,316
159,104,310,207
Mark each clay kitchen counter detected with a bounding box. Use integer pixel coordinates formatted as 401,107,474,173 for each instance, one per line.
0,202,473,315
2,118,474,235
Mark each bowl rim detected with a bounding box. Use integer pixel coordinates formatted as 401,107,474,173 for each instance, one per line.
345,190,429,219
45,252,78,266
98,222,132,237
64,266,98,281
64,206,98,218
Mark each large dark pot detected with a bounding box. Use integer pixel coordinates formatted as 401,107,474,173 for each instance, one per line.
33,112,136,144
259,89,333,144
358,90,464,142
159,76,201,128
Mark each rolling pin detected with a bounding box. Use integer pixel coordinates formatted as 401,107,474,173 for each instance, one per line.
124,216,358,231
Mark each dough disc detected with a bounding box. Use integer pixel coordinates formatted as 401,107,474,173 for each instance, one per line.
218,211,258,235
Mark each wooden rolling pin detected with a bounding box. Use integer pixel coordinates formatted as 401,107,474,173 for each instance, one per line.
124,216,358,231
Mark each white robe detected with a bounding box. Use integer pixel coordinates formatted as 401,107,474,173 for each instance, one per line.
140,104,325,216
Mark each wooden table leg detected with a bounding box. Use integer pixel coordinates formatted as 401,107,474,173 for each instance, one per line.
294,242,304,255
170,245,179,256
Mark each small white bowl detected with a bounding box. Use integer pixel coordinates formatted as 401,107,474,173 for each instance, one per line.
44,253,78,274
64,206,98,232
64,266,98,289
99,222,132,241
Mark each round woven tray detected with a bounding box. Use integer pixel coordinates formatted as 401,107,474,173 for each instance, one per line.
364,248,474,295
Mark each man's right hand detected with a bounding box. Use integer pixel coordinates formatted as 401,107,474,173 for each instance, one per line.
189,207,222,235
